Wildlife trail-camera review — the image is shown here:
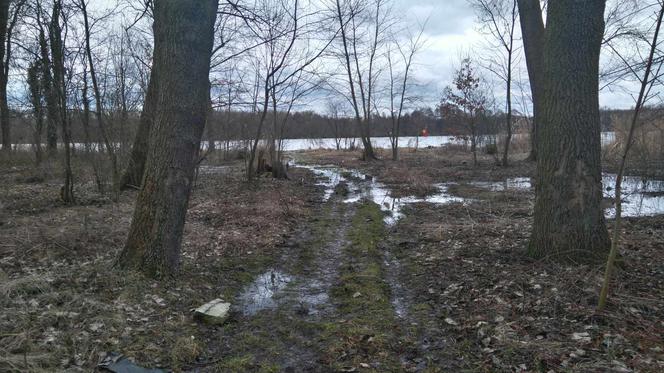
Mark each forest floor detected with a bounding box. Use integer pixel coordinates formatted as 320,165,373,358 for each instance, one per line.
0,148,663,372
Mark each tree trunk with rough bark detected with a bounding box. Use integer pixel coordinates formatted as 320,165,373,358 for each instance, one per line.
528,0,610,261
36,5,57,157
0,0,10,152
117,0,217,277
517,0,544,162
27,61,43,164
121,64,157,189
49,0,74,204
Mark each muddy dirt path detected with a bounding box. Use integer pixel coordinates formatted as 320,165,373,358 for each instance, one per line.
201,167,421,372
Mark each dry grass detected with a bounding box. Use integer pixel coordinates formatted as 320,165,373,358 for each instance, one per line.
497,132,532,155
0,152,318,372
611,114,664,177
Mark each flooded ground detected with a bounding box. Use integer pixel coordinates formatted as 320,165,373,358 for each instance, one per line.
4,147,663,372
236,270,293,316
11,131,617,153
296,162,664,222
295,163,468,225
603,175,664,218
469,174,664,218
225,160,664,370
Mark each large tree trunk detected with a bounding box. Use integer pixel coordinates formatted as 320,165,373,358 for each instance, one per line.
27,61,43,164
528,0,610,261
118,0,217,277
121,64,157,189
36,4,58,157
0,0,10,152
517,0,544,162
49,0,74,204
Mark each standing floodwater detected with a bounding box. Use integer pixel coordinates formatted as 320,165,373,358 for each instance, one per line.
236,270,292,316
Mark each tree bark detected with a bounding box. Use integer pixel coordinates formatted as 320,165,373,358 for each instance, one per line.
121,62,157,189
27,61,43,164
0,0,10,152
36,3,58,157
517,0,544,161
117,0,218,277
48,0,74,203
528,0,610,261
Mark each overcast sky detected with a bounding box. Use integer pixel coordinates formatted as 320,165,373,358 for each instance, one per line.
75,0,642,112
394,0,637,110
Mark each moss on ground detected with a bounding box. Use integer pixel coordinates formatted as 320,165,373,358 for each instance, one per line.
321,201,408,372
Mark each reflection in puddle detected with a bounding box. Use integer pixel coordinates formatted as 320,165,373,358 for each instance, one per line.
603,175,664,218
297,163,468,225
236,270,334,316
237,270,292,316
298,162,664,221
470,177,532,191
294,279,331,315
356,183,466,225
469,174,664,218
296,164,346,201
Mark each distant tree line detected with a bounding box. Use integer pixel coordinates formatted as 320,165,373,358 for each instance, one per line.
1,106,638,146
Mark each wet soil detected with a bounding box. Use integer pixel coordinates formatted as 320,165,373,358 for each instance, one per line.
1,148,663,372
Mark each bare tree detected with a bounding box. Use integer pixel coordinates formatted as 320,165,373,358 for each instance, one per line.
47,0,74,203
26,58,44,164
245,0,301,180
387,21,425,161
121,63,156,189
332,0,392,160
120,3,156,190
244,0,332,180
78,0,121,200
0,0,25,152
34,0,58,157
326,100,346,150
471,0,519,166
599,0,664,311
118,0,218,277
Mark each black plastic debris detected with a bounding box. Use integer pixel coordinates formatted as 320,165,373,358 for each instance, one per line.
98,352,167,373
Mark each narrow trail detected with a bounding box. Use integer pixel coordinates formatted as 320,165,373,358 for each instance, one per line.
205,168,420,372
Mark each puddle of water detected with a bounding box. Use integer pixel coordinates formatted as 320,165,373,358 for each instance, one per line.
470,177,532,191
469,174,664,218
237,270,293,316
362,183,467,225
603,175,664,218
294,278,331,315
296,164,347,201
297,163,469,225
236,270,334,316
383,254,408,319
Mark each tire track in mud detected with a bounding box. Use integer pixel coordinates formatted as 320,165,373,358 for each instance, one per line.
210,168,420,372
235,184,353,318
207,181,359,372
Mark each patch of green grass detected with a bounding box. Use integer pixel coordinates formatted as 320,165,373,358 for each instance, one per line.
322,201,407,371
